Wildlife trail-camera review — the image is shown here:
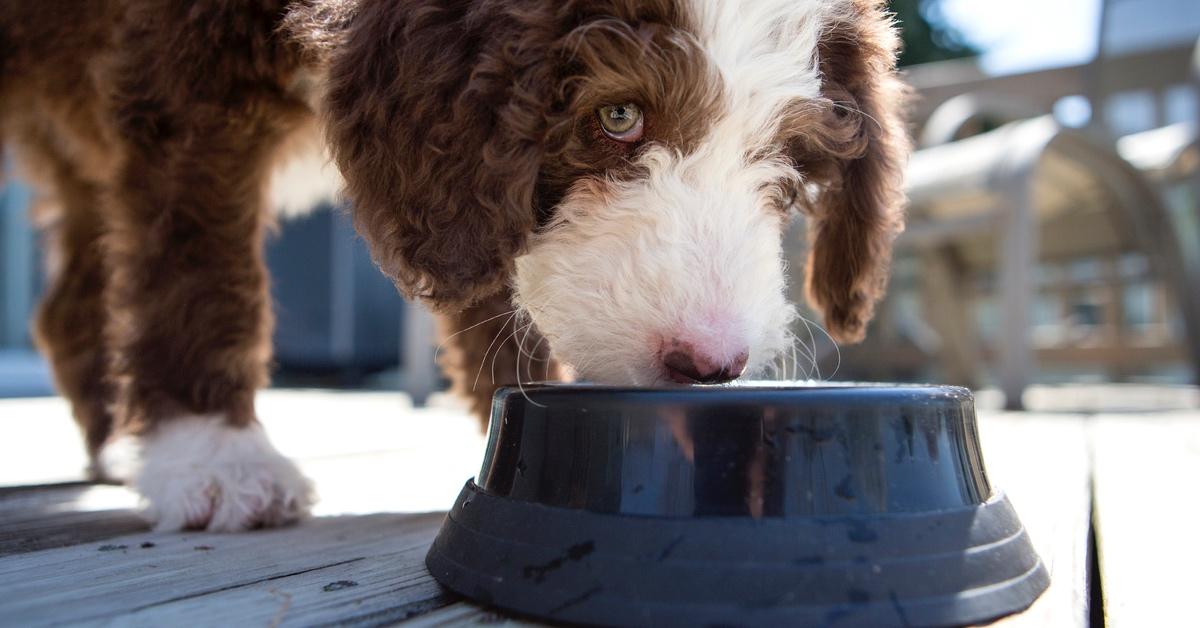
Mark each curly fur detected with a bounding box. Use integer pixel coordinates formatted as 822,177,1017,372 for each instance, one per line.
791,0,910,343
0,0,908,528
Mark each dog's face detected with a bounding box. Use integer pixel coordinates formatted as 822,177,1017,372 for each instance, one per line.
323,0,907,384
512,145,796,385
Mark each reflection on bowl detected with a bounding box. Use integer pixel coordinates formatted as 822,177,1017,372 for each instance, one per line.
427,383,1048,627
478,384,990,517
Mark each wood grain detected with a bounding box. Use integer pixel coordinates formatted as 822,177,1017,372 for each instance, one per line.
0,512,454,627
0,483,144,556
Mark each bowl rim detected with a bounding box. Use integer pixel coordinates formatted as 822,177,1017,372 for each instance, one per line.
494,381,974,399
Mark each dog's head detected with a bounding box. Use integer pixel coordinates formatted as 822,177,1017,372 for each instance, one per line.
322,0,907,385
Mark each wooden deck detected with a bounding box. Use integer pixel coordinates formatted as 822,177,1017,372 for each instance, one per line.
1,385,1197,627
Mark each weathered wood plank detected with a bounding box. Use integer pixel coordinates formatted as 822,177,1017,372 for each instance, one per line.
0,440,486,558
0,483,144,556
1090,413,1200,628
976,413,1092,628
7,390,1183,627
112,540,455,627
0,512,452,626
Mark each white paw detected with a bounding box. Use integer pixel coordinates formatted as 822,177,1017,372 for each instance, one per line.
101,416,315,532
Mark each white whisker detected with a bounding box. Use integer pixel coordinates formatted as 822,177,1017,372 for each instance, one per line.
797,315,820,380
436,307,519,363
513,322,547,408
472,310,519,393
491,321,531,386
517,319,540,383
831,101,884,135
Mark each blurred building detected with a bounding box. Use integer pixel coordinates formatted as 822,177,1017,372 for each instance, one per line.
822,0,1200,404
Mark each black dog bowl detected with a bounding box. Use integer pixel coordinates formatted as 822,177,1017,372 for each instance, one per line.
425,384,1048,627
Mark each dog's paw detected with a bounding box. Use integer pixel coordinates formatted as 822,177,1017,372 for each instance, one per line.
102,416,315,532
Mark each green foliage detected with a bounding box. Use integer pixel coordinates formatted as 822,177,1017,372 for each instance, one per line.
888,0,979,67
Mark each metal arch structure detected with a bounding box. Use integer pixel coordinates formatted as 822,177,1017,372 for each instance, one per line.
901,115,1200,410
916,92,1046,149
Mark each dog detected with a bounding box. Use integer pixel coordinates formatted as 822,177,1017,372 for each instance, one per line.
0,0,908,531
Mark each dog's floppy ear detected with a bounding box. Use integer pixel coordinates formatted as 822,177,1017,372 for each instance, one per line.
322,0,553,307
789,0,909,343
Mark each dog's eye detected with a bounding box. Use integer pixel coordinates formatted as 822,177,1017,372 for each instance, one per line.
597,104,644,142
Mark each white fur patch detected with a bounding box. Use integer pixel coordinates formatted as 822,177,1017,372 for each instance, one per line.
513,1,843,384
514,150,797,385
101,416,315,532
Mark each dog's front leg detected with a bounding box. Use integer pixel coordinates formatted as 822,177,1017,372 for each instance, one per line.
97,51,314,531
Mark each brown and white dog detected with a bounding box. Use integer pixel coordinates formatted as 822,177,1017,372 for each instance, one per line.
0,0,908,531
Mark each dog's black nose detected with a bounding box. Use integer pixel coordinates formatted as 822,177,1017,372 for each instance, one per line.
662,343,748,384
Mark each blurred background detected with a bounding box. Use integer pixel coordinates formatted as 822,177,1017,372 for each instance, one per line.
1,0,1198,410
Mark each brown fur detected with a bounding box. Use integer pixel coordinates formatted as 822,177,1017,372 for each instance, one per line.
4,1,124,456
297,0,713,419
789,0,910,343
1,0,907,459
26,132,112,458
2,1,311,448
316,0,717,305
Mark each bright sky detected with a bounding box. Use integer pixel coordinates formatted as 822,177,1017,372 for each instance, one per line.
939,0,1200,75
938,0,1102,74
